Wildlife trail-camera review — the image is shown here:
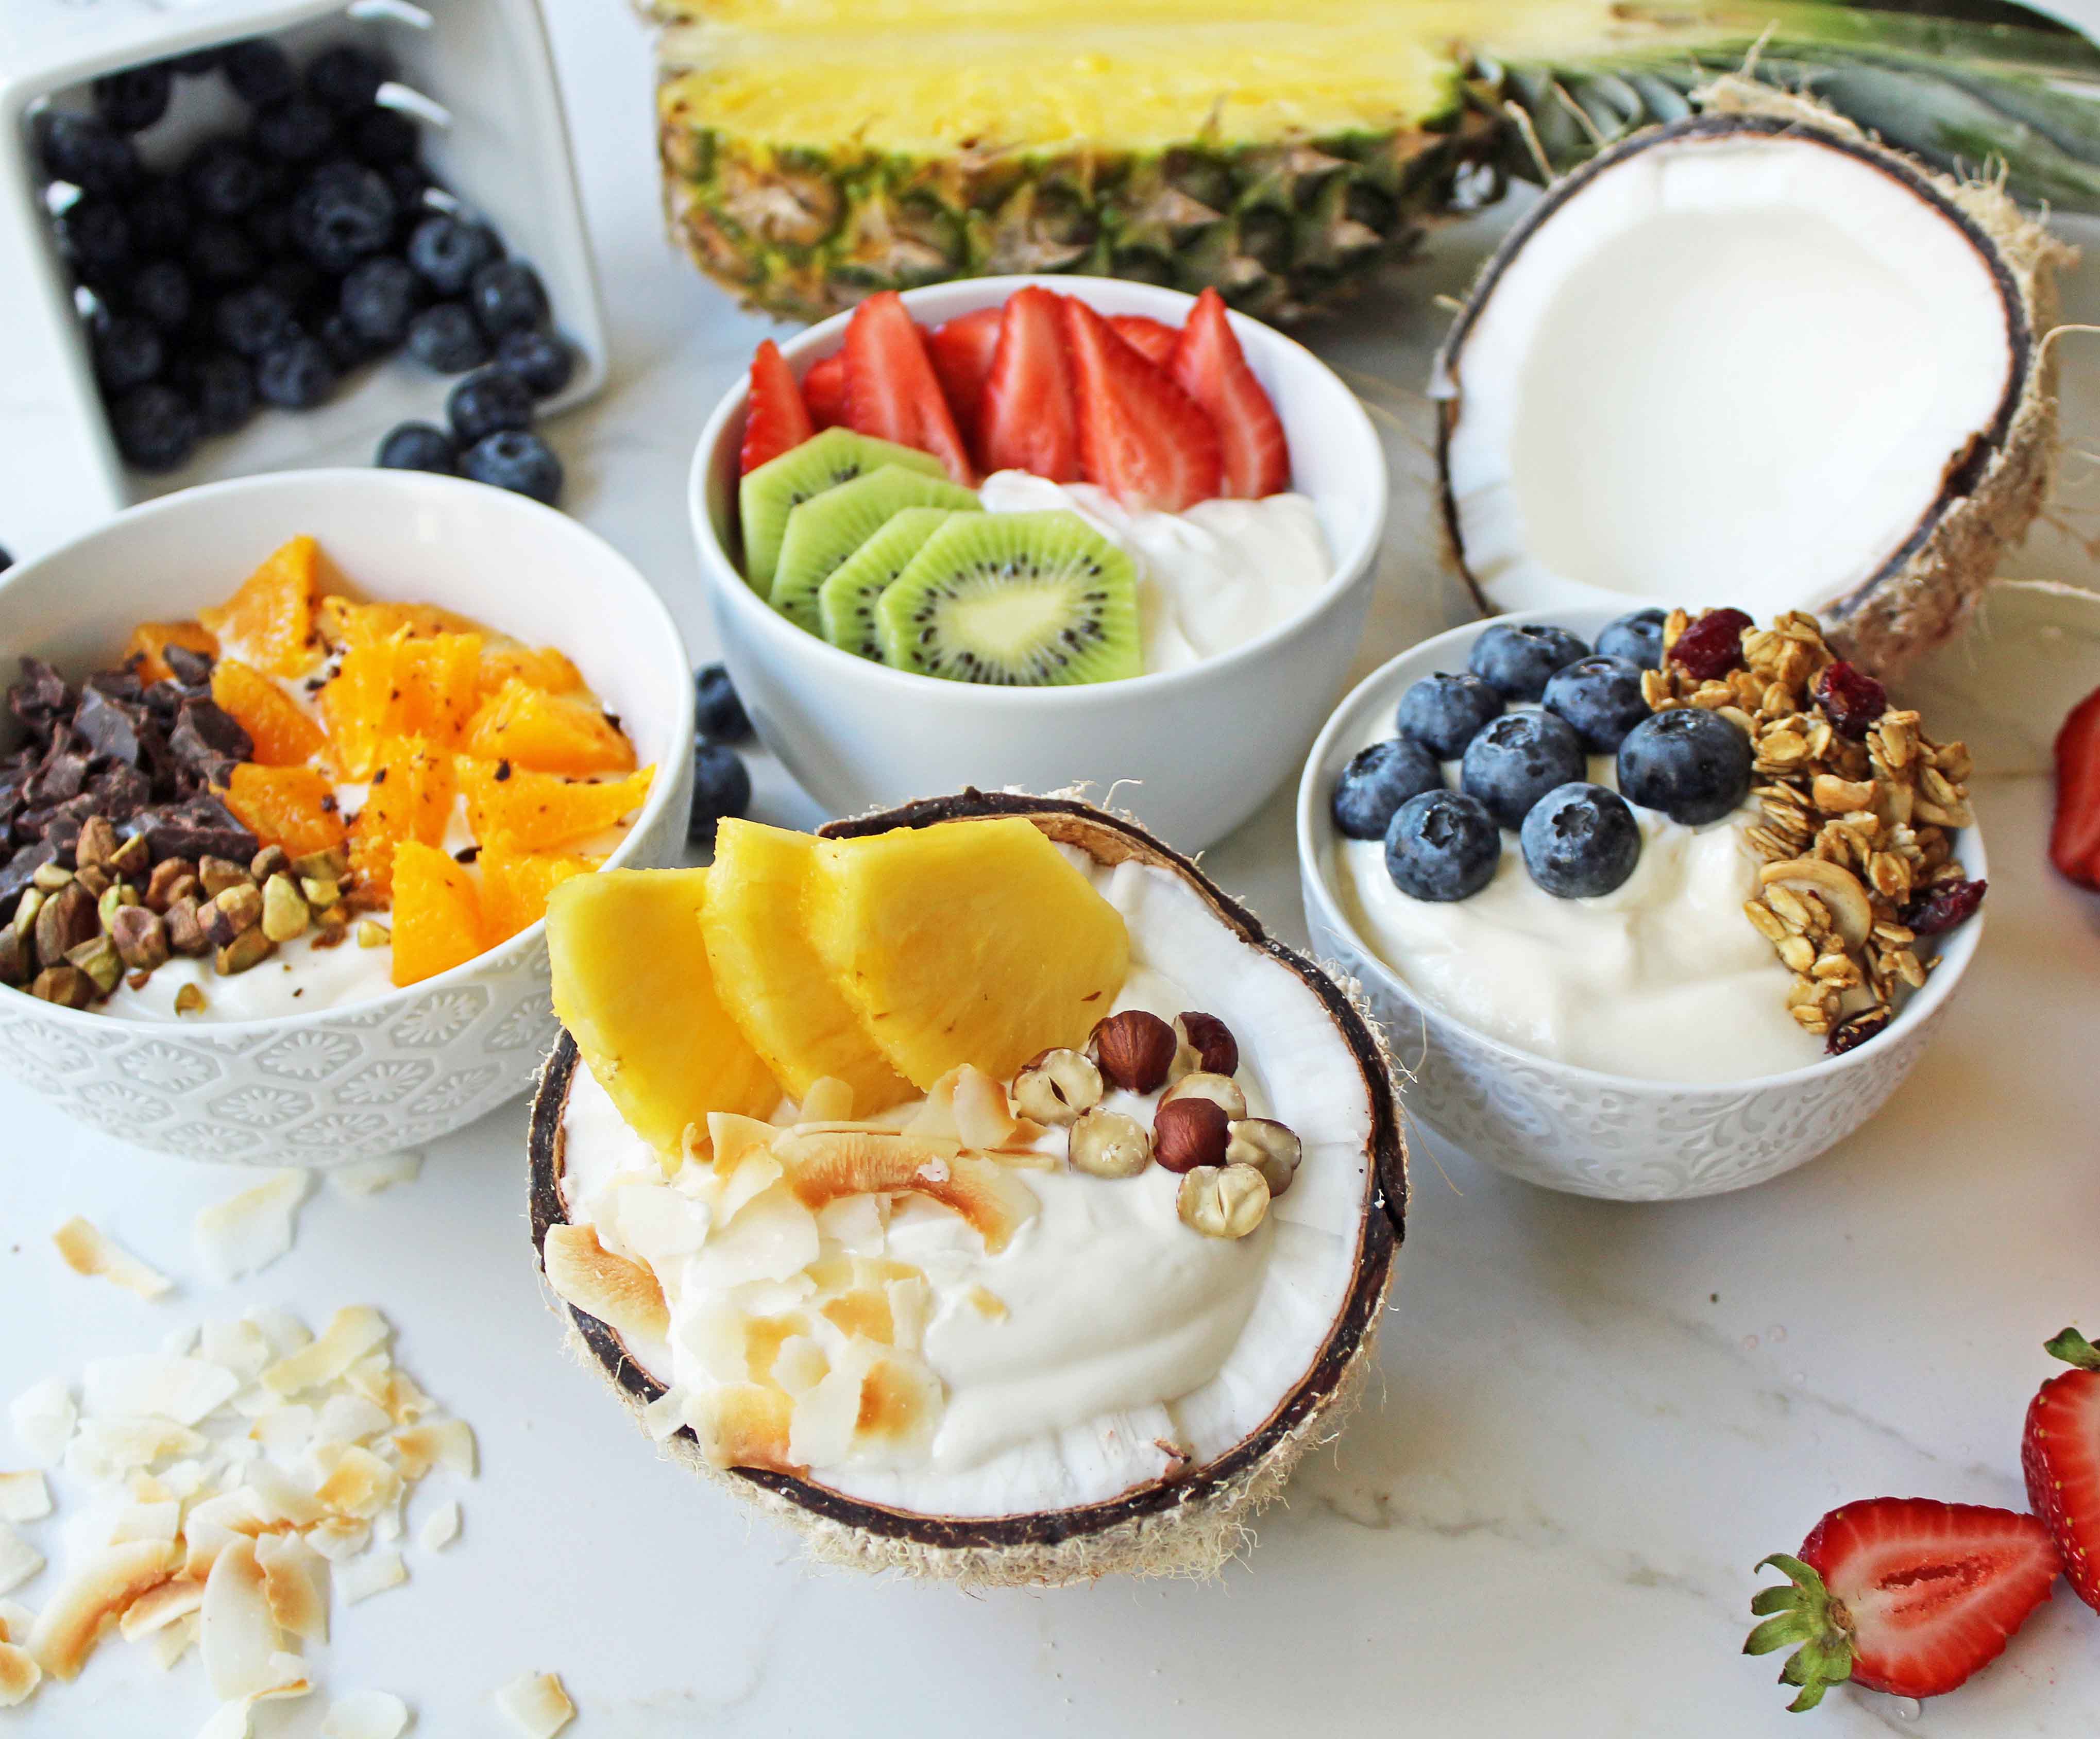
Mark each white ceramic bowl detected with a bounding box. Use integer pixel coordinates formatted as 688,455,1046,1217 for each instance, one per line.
1296,607,1987,1200
688,276,1387,852
0,470,692,1166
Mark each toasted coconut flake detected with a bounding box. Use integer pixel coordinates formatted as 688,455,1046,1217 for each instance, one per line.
150,1610,198,1669
249,1405,315,1458
323,1690,411,1739
67,1416,207,1480
388,1418,475,1481
196,1697,255,1739
770,1131,1037,1252
52,1217,173,1300
335,1548,404,1606
201,1321,272,1382
494,1670,575,1738
83,1355,240,1427
118,1575,205,1640
109,1498,182,1544
243,1461,325,1528
200,1538,278,1702
0,1598,31,1641
613,1184,712,1271
316,1394,392,1445
27,1538,179,1679
706,1112,776,1175
0,1526,43,1597
690,1385,798,1474
248,1309,312,1361
314,1445,402,1521
717,1152,784,1224
789,1339,876,1467
814,1194,885,1253
194,1170,311,1286
10,1379,76,1467
262,1307,389,1397
946,1065,1025,1151
418,1499,461,1553
303,1516,370,1564
343,1359,428,1426
255,1532,327,1642
0,1640,38,1707
0,1473,50,1524
325,1152,423,1199
543,1224,669,1344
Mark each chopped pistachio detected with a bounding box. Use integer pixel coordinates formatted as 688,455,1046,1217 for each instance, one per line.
261,874,311,944
30,862,74,892
214,928,276,975
356,920,391,949
173,982,208,1016
65,933,122,995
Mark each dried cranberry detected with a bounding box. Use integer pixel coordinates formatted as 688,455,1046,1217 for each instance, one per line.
1667,608,1753,681
1905,877,1987,935
1826,1007,1892,1057
1814,660,1888,739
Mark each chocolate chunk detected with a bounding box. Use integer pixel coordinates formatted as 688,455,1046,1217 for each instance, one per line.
168,696,252,770
84,669,145,705
0,839,57,922
87,763,150,824
26,741,90,805
163,643,214,687
74,686,143,766
141,795,256,865
9,658,73,734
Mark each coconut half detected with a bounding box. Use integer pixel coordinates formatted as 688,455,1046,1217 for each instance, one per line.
1436,84,2071,675
527,791,1405,1586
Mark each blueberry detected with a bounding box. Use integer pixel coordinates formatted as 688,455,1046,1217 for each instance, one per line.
170,47,224,78
289,162,395,271
1330,737,1444,841
694,664,752,743
1543,655,1651,753
93,316,163,393
1468,622,1590,702
59,197,132,280
348,106,420,167
305,44,392,114
689,742,751,847
244,199,294,259
93,64,173,134
250,98,337,164
1460,708,1586,831
1396,671,1501,760
317,312,377,373
223,40,296,107
377,421,457,474
448,366,533,445
1615,708,1753,827
255,336,336,408
1520,782,1642,899
407,215,501,297
175,352,256,435
383,161,434,222
339,255,419,347
469,260,548,339
184,141,265,219
126,177,191,255
404,302,489,373
1596,608,1668,670
258,258,327,319
214,285,296,358
126,258,193,331
1383,789,1501,903
109,384,199,471
495,328,573,399
186,219,259,286
460,429,562,505
36,112,139,196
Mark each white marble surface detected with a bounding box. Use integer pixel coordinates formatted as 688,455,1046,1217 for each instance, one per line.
3,4,2100,1734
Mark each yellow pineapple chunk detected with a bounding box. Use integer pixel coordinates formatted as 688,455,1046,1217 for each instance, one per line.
701,821,913,1115
547,867,780,1158
804,817,1128,1089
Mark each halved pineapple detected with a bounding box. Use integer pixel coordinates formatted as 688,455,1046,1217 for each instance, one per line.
700,821,912,1114
546,867,779,1157
804,817,1128,1089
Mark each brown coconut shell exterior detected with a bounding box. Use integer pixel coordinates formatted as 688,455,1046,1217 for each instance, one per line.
1435,88,2073,678
527,790,1406,1587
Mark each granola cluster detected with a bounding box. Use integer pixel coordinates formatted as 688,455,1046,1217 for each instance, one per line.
1642,608,1981,1054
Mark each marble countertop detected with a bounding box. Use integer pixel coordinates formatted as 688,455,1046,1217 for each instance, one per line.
3,4,2099,1734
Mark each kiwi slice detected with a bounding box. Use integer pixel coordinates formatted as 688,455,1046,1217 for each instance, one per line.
875,511,1142,687
818,506,975,659
771,467,979,634
738,427,947,595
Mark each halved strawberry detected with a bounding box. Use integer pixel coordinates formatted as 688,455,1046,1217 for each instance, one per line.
1107,314,1181,368
2024,1327,2100,1612
1746,1498,2060,1711
977,286,1080,482
739,339,813,475
1168,287,1290,499
926,306,1001,450
1061,297,1221,513
842,291,977,485
801,353,846,430
2050,684,2100,889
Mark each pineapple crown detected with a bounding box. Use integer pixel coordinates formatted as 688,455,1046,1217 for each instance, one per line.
1744,1554,1856,1714
2045,1326,2100,1371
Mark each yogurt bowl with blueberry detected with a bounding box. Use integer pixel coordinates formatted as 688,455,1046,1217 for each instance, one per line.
1298,605,1988,1201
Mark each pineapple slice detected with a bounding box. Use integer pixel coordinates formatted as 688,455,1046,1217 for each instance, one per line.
700,821,913,1115
805,818,1128,1090
547,867,779,1158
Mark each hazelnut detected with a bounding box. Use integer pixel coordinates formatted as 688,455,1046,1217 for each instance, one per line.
1068,1107,1152,1179
1089,1010,1176,1093
1012,1047,1103,1126
30,965,95,1009
145,857,197,913
108,905,170,973
1176,1164,1271,1239
1226,1118,1302,1198
198,856,252,898
1152,1097,1229,1173
1159,1071,1247,1121
75,815,118,872
1175,1012,1239,1078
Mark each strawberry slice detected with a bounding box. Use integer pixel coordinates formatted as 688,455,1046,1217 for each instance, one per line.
2024,1326,2100,1612
801,353,846,430
926,307,1001,450
739,339,814,475
2050,684,2100,889
1746,1498,2060,1711
1168,287,1290,499
842,291,976,485
1108,314,1181,368
977,286,1080,482
1061,297,1221,513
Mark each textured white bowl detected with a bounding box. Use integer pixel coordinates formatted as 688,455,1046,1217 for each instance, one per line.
688,276,1387,852
1296,607,1986,1200
0,470,692,1166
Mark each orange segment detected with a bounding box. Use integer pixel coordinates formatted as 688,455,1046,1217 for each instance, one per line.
199,536,320,677
316,595,486,648
391,841,485,987
459,761,655,852
210,659,327,768
480,846,596,943
221,763,346,859
348,736,458,897
481,644,583,696
321,628,485,776
463,679,637,776
124,621,218,686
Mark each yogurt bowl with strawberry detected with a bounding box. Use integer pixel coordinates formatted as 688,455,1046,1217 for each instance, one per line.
688,276,1386,851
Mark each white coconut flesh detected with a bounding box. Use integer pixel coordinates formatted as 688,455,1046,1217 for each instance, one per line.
553,849,1375,1521
1441,126,2026,623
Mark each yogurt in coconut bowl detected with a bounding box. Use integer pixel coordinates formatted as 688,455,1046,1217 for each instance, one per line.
530,792,1403,1581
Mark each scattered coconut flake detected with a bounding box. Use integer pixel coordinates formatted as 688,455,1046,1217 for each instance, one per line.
195,1697,253,1739
150,1610,198,1670
494,1670,576,1737
255,1532,327,1643
200,1538,278,1702
247,1308,312,1361
52,1216,174,1300
314,1445,402,1520
193,1171,311,1286
67,1417,206,1481
305,1516,370,1564
336,1549,404,1606
10,1381,75,1468
0,1639,38,1707
418,1500,459,1553
83,1355,240,1427
325,1152,422,1199
0,1526,43,1597
316,1394,391,1445
641,1389,688,1442
119,1575,205,1641
201,1321,272,1382
249,1405,315,1458
263,1308,389,1397
0,1473,50,1524
108,1499,181,1545
324,1690,411,1739
162,1324,200,1357
388,1418,474,1480
27,1538,180,1679
0,1598,31,1640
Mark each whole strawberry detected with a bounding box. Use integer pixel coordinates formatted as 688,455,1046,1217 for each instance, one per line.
1746,1497,2061,1711
2023,1327,2100,1612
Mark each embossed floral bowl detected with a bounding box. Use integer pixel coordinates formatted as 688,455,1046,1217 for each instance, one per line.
1296,607,1986,1201
0,470,693,1166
